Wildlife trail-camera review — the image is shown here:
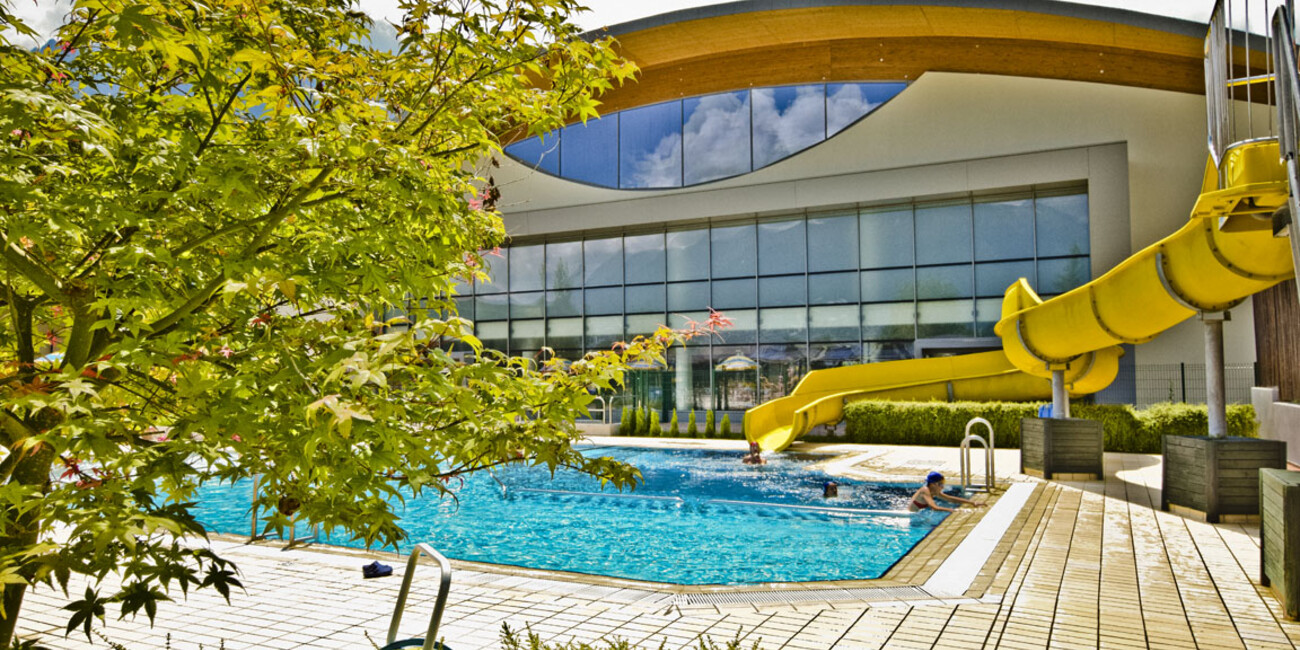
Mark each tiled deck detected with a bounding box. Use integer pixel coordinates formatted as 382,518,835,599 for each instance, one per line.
15,442,1300,649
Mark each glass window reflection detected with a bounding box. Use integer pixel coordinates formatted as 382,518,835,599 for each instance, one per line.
711,224,757,279
918,300,973,338
917,264,973,300
560,117,618,187
809,272,859,305
976,261,1035,297
545,241,582,290
684,91,751,184
862,302,915,340
509,245,544,292
620,102,682,189
827,83,906,135
585,315,623,350
510,319,545,350
510,292,544,319
585,287,622,316
752,85,825,168
504,135,559,175
546,289,582,317
810,343,860,370
547,318,582,350
475,294,508,321
667,230,709,281
625,284,666,313
1037,193,1090,257
916,203,972,266
476,322,509,353
476,250,508,294
862,268,915,303
713,278,756,310
721,309,757,344
625,233,666,283
758,219,806,276
667,281,710,311
759,307,808,343
974,198,1035,261
808,212,858,272
759,276,806,307
809,305,860,342
861,208,914,269
1038,257,1090,295
583,238,622,287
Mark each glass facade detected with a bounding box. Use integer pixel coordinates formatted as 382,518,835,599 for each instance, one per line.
505,82,908,189
466,188,1090,411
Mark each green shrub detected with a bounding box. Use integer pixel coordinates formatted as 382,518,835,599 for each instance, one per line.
836,400,1257,453
720,414,732,438
687,410,698,437
669,409,680,435
618,406,631,436
705,410,716,437
637,407,651,436
649,410,662,436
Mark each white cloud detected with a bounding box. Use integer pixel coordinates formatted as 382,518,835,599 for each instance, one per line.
752,86,825,168
683,92,750,183
4,0,74,49
628,131,682,188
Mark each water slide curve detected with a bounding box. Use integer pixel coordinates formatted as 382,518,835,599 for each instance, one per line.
745,143,1296,451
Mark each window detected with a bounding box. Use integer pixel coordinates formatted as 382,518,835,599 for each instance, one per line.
711,224,757,279
546,241,582,290
583,238,623,287
860,208,914,269
667,230,709,281
916,203,972,266
684,91,751,184
1036,193,1089,257
560,117,618,187
808,212,859,273
625,233,666,284
753,85,825,168
758,219,806,275
974,197,1035,262
620,102,682,189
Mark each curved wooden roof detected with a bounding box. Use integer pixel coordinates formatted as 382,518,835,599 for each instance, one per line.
586,1,1208,114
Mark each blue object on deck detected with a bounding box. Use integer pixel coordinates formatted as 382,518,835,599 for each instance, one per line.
1037,404,1053,418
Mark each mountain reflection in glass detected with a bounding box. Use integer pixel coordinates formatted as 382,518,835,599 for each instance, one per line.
504,82,906,189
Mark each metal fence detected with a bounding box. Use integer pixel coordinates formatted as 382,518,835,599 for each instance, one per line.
1110,363,1259,408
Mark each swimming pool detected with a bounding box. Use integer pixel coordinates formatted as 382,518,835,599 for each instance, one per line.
193,446,950,585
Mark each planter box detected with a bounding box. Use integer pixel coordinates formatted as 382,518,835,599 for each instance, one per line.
1162,436,1286,523
1261,469,1300,620
1020,418,1104,480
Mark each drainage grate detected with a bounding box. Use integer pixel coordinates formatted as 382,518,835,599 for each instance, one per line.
673,585,932,606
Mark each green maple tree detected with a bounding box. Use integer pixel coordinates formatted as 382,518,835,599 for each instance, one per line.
0,0,661,643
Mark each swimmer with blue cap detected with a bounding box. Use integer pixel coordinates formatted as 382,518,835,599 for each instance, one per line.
909,471,987,512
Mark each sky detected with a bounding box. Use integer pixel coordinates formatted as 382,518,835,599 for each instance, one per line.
7,0,1217,48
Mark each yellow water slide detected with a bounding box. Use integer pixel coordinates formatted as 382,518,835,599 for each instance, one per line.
746,142,1295,452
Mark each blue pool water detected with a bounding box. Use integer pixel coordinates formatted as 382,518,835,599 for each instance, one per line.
192,446,949,585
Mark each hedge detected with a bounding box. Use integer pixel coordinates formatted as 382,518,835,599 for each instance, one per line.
818,400,1257,453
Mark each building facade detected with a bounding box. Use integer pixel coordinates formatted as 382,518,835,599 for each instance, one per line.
469,1,1253,413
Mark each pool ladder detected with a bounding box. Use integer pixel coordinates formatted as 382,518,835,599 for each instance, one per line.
381,542,453,650
959,418,995,493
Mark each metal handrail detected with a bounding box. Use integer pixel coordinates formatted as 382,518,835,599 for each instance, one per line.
959,417,995,492
586,395,608,423
1272,5,1300,309
386,543,453,650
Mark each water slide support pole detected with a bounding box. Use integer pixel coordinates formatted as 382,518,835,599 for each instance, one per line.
1202,312,1229,439
1050,368,1070,419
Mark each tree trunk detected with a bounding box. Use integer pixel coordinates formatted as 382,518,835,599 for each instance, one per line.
0,445,56,647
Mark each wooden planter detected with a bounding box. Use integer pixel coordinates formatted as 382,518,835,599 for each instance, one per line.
1261,469,1300,620
1020,418,1104,480
1162,436,1286,523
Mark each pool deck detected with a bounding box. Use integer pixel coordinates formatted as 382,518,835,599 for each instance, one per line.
15,439,1300,649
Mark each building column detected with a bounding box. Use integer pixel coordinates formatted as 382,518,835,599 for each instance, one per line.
674,347,693,413
1051,367,1070,419
1203,311,1229,439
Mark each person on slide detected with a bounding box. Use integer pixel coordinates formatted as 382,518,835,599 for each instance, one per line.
909,471,987,512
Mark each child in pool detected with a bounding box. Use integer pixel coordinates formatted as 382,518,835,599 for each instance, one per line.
909,471,986,512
